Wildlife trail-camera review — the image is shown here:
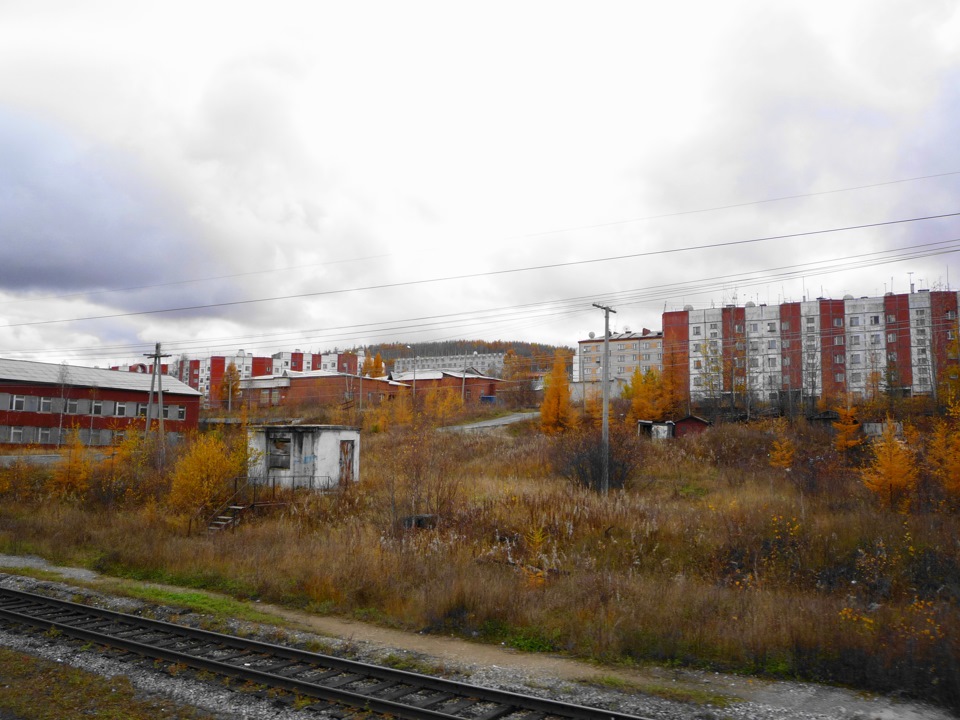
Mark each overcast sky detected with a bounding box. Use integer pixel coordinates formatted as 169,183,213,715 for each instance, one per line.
2,1,960,365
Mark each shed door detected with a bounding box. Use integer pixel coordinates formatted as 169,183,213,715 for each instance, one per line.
338,440,355,486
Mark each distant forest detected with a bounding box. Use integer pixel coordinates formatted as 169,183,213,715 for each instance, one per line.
362,340,573,373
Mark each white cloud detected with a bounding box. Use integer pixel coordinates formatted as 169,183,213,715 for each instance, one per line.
0,0,959,363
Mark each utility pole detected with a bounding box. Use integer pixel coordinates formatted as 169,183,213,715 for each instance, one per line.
593,303,616,494
144,342,172,469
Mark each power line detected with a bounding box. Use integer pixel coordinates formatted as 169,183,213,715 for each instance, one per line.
5,171,958,310
3,211,958,331
12,236,960,364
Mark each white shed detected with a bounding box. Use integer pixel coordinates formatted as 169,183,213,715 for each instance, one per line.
247,424,359,490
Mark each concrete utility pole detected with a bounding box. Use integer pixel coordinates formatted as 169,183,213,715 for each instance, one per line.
144,342,172,468
593,303,616,494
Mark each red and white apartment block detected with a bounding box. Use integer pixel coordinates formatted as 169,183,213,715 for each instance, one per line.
663,290,959,407
175,350,362,408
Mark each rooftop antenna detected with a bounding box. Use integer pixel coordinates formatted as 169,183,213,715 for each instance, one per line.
908,271,914,294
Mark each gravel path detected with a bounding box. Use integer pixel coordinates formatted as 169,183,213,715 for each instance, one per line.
0,555,951,720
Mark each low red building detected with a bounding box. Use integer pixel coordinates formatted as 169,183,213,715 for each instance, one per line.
240,371,404,409
0,358,201,447
390,370,502,404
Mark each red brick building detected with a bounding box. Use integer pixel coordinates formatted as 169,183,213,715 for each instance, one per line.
390,370,502,403
241,371,403,409
0,358,201,447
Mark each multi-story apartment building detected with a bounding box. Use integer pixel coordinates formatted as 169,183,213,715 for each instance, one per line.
663,290,959,410
577,329,663,385
176,350,362,408
393,352,504,377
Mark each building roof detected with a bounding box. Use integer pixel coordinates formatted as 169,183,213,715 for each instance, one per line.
579,329,663,343
0,357,201,396
390,369,500,383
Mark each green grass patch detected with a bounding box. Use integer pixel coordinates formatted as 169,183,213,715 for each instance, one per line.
583,675,737,707
95,580,282,625
0,646,217,719
379,652,450,676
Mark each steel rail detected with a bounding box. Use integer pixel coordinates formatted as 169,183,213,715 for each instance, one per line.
0,587,653,720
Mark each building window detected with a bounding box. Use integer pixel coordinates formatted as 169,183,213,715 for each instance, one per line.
39,397,52,413
11,395,24,411
709,331,718,339
835,373,845,382
10,427,23,443
767,357,777,367
782,340,791,349
768,340,777,349
66,398,79,414
833,318,843,327
749,341,759,352
39,428,52,444
749,357,759,368
870,315,880,325
888,352,898,362
693,377,702,387
851,353,861,364
734,324,743,333
887,332,897,343
806,316,815,325
851,335,861,346
137,403,148,417
783,357,791,366
767,322,777,332
693,326,702,336
871,334,881,345
116,402,127,417
710,323,718,330
92,400,103,416
694,360,702,369
850,316,860,327
750,323,758,332
887,314,897,323
834,354,845,364
834,336,844,345
851,373,862,383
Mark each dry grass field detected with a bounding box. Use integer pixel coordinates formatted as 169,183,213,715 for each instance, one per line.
0,417,958,711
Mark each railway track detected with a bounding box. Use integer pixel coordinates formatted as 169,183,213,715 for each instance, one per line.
0,586,653,720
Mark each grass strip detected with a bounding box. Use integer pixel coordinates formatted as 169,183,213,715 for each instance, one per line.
0,646,216,719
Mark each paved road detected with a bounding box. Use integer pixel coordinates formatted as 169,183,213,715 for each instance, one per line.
441,411,539,431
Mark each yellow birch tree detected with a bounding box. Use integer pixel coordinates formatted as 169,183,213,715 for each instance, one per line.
168,433,242,516
49,429,93,501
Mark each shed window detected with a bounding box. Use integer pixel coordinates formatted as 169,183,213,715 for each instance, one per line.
268,435,292,469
